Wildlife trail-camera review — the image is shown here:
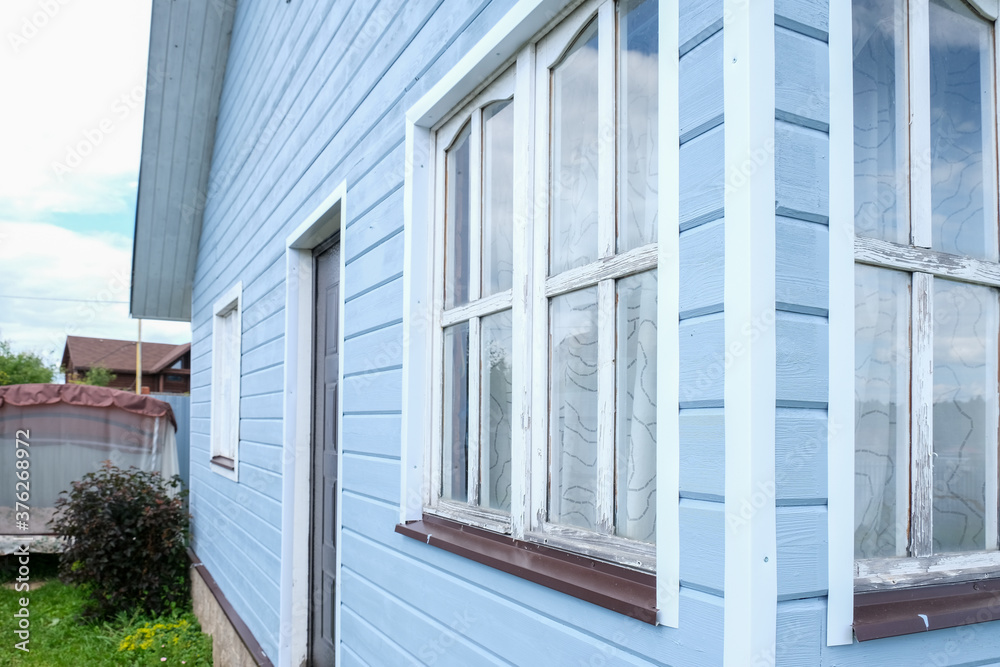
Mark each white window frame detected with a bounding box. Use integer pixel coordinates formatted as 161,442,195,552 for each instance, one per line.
401,0,680,626
210,281,242,482
828,0,1000,645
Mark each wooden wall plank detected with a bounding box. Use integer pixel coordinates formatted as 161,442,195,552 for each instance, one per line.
345,279,403,338
341,568,504,666
680,218,724,317
679,0,723,54
775,599,823,667
340,606,420,665
346,187,405,264
775,0,828,41
775,408,827,503
775,120,829,222
343,323,404,376
679,408,725,500
679,125,725,228
342,368,402,413
343,453,402,504
679,499,725,594
680,31,723,141
679,314,724,405
775,313,828,406
776,217,828,314
775,27,829,130
776,506,828,600
342,414,402,458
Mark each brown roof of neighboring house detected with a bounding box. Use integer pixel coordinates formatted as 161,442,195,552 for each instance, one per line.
62,336,190,374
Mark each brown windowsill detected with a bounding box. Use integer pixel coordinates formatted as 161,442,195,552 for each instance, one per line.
210,455,235,471
395,515,657,624
854,578,1000,641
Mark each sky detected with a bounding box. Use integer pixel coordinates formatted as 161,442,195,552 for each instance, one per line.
0,0,191,373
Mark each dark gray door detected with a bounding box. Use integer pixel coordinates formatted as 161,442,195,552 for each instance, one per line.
310,237,339,666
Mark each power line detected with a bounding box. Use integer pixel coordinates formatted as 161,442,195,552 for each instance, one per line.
0,294,129,305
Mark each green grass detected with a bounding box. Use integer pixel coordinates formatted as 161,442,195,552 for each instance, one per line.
0,580,212,666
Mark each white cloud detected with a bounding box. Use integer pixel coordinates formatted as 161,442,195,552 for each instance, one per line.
0,221,190,369
0,0,152,216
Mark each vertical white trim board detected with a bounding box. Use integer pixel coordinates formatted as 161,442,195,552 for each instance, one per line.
723,0,777,664
656,0,681,628
826,0,855,647
279,180,347,667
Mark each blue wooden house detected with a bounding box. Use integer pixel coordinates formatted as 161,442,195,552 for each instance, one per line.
129,0,1000,664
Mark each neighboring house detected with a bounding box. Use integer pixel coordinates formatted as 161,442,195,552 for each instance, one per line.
62,336,191,394
127,0,1000,665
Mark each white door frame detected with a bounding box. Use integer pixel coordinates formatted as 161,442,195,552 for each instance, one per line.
278,180,347,667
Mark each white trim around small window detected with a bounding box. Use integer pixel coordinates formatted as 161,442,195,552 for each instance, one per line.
210,281,242,482
401,0,679,626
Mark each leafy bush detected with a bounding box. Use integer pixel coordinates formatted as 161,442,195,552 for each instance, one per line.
117,613,212,666
0,338,54,385
67,364,117,387
53,462,190,621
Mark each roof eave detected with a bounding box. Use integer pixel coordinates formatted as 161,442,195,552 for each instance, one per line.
129,0,236,322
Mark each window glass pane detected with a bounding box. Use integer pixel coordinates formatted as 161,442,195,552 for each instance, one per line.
445,124,472,309
616,270,657,543
855,265,910,559
852,0,908,244
929,0,997,261
618,0,658,253
483,100,515,297
550,19,599,276
442,322,470,502
932,279,999,553
481,310,513,512
549,287,599,531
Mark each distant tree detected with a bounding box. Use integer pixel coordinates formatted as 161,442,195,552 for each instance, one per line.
0,339,54,385
80,365,116,387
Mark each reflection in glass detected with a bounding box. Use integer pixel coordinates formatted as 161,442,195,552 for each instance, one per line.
445,124,472,309
852,0,908,244
549,288,599,531
442,322,469,502
618,0,658,253
616,271,657,542
483,100,515,297
481,310,513,512
855,265,910,558
551,19,600,276
932,279,998,553
929,0,997,261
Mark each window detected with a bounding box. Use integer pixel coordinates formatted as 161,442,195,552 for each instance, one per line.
420,0,659,573
211,282,242,480
853,0,1000,588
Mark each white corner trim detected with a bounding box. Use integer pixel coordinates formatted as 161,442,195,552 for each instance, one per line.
723,0,777,664
278,180,346,667
827,0,856,647
655,0,680,629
